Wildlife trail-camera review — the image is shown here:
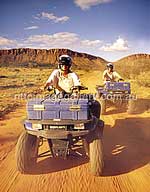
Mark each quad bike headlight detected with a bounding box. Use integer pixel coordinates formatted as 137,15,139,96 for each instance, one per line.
32,123,42,130
74,123,84,130
110,83,114,86
24,122,32,130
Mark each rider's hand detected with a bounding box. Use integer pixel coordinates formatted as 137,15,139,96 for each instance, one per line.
43,86,46,90
71,86,80,95
43,85,53,91
118,78,124,82
47,86,53,92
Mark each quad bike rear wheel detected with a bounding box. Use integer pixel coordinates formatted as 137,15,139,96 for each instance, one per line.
15,132,39,173
127,99,137,114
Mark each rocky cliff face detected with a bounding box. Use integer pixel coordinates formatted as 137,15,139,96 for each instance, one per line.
0,48,107,69
0,48,149,71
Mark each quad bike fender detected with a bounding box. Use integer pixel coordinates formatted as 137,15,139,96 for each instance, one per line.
84,118,104,143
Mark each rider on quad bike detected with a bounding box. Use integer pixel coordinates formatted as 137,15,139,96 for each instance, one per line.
96,63,131,115
44,55,81,95
102,63,124,84
15,55,104,177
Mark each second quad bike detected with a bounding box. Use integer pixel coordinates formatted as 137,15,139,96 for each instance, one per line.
15,86,104,176
96,81,135,114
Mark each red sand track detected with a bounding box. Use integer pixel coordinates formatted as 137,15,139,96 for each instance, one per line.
0,106,150,192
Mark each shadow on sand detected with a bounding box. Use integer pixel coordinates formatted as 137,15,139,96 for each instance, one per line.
28,147,89,175
24,116,150,176
102,116,150,176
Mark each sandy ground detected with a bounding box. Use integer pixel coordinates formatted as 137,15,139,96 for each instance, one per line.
0,72,150,192
0,105,150,192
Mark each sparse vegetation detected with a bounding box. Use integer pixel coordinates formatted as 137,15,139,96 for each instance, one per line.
0,67,51,117
136,71,150,87
115,54,150,79
0,58,150,118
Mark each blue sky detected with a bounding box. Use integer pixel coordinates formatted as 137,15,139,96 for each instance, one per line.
0,0,149,61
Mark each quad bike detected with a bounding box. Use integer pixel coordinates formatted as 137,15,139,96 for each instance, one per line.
96,80,135,115
15,86,104,176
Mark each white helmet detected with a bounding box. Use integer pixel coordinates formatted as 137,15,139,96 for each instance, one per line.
107,63,114,69
59,55,72,68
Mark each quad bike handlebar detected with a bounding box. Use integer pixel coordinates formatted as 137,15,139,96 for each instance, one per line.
44,85,88,99
70,85,88,91
105,78,124,82
118,78,124,82
45,85,88,92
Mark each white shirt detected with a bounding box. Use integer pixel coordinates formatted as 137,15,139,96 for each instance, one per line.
103,70,122,83
46,69,81,93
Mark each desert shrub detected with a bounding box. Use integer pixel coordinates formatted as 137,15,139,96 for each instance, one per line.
136,71,150,87
0,75,8,78
13,69,20,72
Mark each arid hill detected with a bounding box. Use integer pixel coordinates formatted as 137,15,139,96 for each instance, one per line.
0,48,107,70
0,49,149,74
114,53,150,78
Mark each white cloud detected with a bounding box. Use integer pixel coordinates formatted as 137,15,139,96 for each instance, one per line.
74,0,112,10
25,32,79,48
35,12,69,23
0,34,131,62
0,37,17,47
23,32,104,51
101,37,129,52
33,15,40,20
81,39,102,47
24,26,39,30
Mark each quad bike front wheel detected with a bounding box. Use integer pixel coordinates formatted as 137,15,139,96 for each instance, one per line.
91,100,101,119
15,132,39,173
89,138,103,176
99,98,106,115
89,124,104,176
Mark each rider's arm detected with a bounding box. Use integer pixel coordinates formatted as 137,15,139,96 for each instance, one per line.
71,72,81,86
102,70,107,82
44,69,58,89
44,69,66,92
114,71,123,81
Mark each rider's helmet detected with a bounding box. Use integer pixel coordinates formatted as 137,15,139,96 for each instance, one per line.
107,63,114,69
58,55,72,70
